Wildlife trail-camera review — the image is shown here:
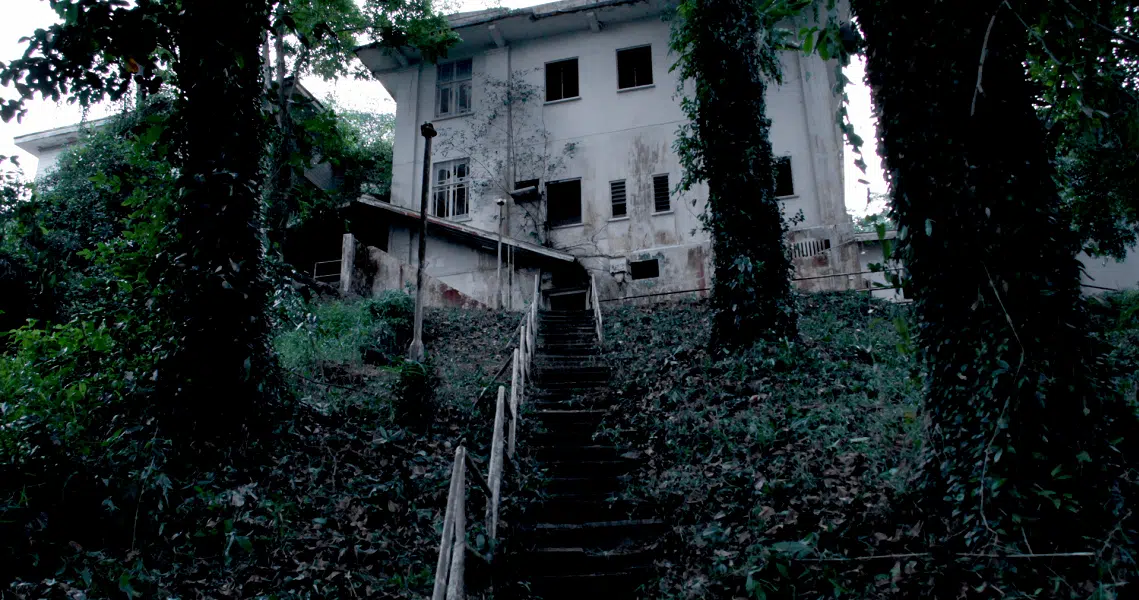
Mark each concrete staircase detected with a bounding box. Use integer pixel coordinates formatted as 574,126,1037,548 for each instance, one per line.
506,308,663,598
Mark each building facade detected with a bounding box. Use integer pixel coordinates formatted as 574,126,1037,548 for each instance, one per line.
352,0,863,308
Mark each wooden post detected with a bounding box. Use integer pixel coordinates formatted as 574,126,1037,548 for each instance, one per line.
409,122,437,362
446,446,466,600
519,325,528,390
487,386,506,542
508,349,520,457
432,446,465,600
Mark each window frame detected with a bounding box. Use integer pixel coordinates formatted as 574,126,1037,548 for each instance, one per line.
652,173,671,214
435,58,473,119
545,57,581,103
431,158,472,220
609,179,628,219
630,258,660,280
546,177,584,229
616,44,654,91
775,155,796,198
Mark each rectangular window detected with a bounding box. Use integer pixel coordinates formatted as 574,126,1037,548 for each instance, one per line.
545,58,579,102
652,173,670,213
630,258,659,280
432,158,470,219
610,179,627,218
546,178,582,228
436,58,473,118
617,45,653,90
775,156,794,197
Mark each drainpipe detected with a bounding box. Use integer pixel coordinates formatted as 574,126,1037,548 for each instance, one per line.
408,122,437,362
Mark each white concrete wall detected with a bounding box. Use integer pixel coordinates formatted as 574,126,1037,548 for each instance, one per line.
856,241,905,302
380,14,851,300
1081,250,1139,292
386,223,540,309
32,147,67,179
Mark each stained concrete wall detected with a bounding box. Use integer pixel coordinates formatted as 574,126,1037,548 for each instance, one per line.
384,224,542,310
377,12,856,303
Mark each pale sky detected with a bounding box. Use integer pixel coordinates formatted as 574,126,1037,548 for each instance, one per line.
0,0,888,216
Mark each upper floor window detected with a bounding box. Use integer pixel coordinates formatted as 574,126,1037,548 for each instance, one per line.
653,173,671,213
433,158,470,219
547,178,582,228
610,179,627,218
617,46,653,90
546,58,580,102
775,156,794,197
436,58,472,118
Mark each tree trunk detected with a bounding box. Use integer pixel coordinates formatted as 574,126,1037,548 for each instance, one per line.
672,0,797,348
853,0,1134,590
166,0,275,442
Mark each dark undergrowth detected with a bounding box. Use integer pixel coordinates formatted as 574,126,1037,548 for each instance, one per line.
600,291,1139,599
2,290,518,599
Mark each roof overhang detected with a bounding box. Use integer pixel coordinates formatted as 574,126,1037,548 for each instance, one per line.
355,195,575,263
355,0,666,77
853,229,898,243
13,116,114,157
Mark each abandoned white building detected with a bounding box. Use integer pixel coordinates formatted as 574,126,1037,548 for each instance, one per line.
347,0,863,308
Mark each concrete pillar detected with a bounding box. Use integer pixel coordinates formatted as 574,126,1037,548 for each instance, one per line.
340,233,356,295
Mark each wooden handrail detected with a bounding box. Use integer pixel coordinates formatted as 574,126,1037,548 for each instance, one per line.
590,273,603,344
432,269,543,597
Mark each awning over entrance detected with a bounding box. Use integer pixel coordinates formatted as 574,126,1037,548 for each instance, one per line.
354,195,576,264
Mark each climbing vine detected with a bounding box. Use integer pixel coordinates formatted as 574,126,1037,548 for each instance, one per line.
669,0,800,347
853,0,1137,592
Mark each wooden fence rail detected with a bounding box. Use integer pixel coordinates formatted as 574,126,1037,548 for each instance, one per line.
430,271,541,598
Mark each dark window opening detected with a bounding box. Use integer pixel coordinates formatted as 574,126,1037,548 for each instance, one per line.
617,46,653,90
546,179,582,227
630,258,660,280
515,178,539,192
546,58,580,102
610,179,627,217
775,156,794,197
653,173,670,213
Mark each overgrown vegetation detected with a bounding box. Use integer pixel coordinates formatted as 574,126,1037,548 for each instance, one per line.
854,0,1138,594
670,0,799,346
603,291,1139,597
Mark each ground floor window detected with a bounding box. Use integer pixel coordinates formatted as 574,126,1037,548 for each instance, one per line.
432,158,470,219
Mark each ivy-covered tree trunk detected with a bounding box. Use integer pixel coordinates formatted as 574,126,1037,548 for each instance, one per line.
670,0,797,348
165,0,277,440
854,0,1134,588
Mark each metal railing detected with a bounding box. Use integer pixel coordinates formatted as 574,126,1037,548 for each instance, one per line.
431,271,541,600
312,259,342,284
587,273,603,344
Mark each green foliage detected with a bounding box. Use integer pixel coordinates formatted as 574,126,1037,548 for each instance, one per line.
851,210,896,234
669,0,799,347
274,291,414,375
1031,3,1139,259
853,0,1138,593
600,293,923,598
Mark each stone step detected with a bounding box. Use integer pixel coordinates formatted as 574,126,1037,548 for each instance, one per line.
531,444,622,462
521,546,657,577
527,497,651,525
538,459,637,479
523,568,655,599
522,518,667,549
542,475,631,496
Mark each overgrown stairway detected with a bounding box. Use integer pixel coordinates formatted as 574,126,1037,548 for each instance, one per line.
505,307,663,598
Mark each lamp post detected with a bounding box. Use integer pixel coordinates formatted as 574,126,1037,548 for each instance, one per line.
408,122,437,362
496,197,506,310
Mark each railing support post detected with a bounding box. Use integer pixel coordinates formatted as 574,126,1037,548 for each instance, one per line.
508,349,520,457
